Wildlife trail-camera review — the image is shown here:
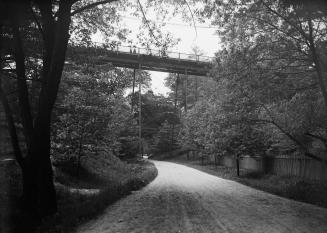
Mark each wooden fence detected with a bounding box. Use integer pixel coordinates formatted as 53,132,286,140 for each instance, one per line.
190,151,327,181
264,155,327,180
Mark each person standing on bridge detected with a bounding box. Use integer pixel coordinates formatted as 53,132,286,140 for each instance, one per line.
161,43,168,57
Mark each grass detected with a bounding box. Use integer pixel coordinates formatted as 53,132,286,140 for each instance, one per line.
167,154,327,209
1,153,157,233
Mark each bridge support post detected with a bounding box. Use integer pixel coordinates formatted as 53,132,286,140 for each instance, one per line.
184,69,188,113
131,69,136,113
138,63,143,157
170,73,179,153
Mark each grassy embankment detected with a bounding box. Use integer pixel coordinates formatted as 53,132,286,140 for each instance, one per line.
1,153,157,233
165,153,327,209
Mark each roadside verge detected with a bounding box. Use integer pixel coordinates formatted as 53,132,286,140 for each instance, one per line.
166,154,327,209
3,155,157,233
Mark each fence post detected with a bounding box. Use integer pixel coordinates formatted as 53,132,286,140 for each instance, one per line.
236,154,240,176
214,154,218,167
201,152,204,165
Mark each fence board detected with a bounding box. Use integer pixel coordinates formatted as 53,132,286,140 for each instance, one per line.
208,154,327,180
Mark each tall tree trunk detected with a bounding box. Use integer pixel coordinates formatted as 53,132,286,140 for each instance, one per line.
23,113,57,218
20,0,72,218
307,18,327,114
236,154,240,177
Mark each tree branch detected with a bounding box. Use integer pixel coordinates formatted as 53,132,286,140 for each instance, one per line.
137,0,162,46
70,0,118,16
307,16,327,113
249,15,306,46
305,132,327,148
30,4,45,40
251,118,327,163
10,11,34,147
36,0,72,117
182,0,197,39
260,0,310,41
37,0,55,82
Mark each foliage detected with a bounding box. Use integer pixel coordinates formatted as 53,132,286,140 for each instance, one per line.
131,90,179,153
173,0,327,162
153,120,176,153
179,96,267,157
52,66,133,164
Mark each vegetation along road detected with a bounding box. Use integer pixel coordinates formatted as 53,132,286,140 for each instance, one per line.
77,161,327,233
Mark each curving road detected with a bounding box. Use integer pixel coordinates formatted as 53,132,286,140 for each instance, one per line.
77,160,327,233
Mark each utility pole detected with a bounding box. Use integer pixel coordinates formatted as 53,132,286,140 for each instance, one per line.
138,63,143,157
171,73,179,152
184,69,188,113
131,68,136,113
174,74,179,108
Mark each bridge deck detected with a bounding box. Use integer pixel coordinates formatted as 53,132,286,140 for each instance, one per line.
68,44,213,76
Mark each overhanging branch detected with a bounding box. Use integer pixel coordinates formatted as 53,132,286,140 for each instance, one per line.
71,0,118,16
137,0,162,46
251,118,327,163
182,0,197,39
30,4,45,40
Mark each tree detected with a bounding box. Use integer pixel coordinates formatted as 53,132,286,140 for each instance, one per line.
131,90,179,153
199,0,327,163
52,64,133,174
0,0,124,220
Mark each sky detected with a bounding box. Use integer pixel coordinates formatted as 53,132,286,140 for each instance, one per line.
122,15,219,96
92,3,220,96
147,23,219,96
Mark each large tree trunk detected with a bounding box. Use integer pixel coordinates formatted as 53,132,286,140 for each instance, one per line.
15,0,72,219
307,18,327,114
22,113,57,218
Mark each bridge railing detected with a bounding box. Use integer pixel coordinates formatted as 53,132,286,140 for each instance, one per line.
86,42,213,63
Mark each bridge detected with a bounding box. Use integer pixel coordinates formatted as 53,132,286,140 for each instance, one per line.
67,43,213,76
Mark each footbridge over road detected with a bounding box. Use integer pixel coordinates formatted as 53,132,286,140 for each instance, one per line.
66,43,214,157
67,43,213,76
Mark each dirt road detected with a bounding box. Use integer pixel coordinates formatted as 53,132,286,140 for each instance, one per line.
77,160,327,233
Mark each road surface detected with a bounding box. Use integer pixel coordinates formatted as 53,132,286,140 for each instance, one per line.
77,160,327,233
